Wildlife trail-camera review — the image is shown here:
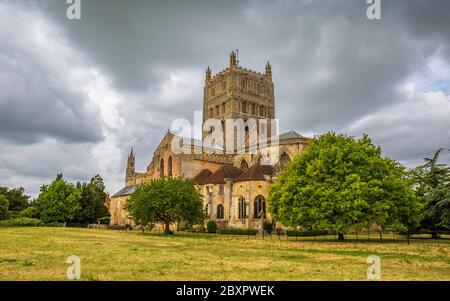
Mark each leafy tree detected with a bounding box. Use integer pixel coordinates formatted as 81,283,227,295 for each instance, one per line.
37,173,81,223
18,206,40,218
407,149,450,232
0,194,10,220
125,177,205,233
6,187,30,212
76,175,110,224
269,133,421,240
0,187,30,212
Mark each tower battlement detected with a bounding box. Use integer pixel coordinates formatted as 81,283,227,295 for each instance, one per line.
203,51,276,130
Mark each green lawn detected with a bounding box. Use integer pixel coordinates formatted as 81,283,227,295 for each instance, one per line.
0,227,448,281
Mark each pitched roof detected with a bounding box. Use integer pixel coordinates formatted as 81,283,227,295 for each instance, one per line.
278,130,303,140
203,165,243,184
192,169,213,185
112,185,137,197
235,163,274,182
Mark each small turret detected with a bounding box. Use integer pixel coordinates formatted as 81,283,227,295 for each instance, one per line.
125,147,135,183
205,66,211,81
265,61,272,79
230,50,237,67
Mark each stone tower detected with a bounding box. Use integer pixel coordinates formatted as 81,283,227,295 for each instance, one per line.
125,148,135,182
202,51,276,148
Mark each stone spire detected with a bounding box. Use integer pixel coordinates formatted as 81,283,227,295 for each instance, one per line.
126,147,135,183
265,61,272,79
230,50,237,67
205,66,211,81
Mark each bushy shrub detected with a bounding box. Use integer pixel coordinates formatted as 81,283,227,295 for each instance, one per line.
217,228,258,236
18,206,40,218
263,222,273,234
97,216,110,225
0,217,43,227
206,220,217,233
0,195,10,220
44,222,63,227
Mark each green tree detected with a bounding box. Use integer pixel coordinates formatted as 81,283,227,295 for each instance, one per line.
125,177,205,233
407,149,450,232
0,187,30,212
0,194,10,220
18,205,40,218
6,187,30,212
269,133,421,240
76,175,110,224
37,173,81,223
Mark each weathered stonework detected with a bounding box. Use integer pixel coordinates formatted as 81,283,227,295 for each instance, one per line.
110,52,310,230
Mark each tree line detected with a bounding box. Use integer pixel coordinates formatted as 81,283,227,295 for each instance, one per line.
0,174,110,224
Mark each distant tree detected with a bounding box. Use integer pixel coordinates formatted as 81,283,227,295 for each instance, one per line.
407,149,450,233
125,177,205,233
5,187,30,212
269,133,421,240
76,175,110,224
0,194,10,220
0,187,30,213
37,173,81,223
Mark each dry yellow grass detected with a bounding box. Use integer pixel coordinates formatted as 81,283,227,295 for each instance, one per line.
0,227,448,281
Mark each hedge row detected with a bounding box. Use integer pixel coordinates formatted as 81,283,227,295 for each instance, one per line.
286,230,335,237
0,218,45,227
217,228,258,236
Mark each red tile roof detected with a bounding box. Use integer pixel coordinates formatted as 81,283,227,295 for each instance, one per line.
192,169,213,185
235,164,274,182
203,165,243,184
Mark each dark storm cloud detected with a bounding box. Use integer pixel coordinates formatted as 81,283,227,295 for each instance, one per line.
0,1,104,144
33,0,450,127
1,0,449,196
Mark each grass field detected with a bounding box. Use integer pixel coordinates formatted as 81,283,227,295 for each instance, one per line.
0,227,449,281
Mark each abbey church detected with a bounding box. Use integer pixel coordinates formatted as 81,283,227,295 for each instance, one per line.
109,52,310,230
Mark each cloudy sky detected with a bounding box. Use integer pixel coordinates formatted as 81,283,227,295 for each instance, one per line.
1,0,449,197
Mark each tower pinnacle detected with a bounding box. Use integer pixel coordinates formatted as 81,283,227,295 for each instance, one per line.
265,61,272,79
230,51,237,67
206,66,211,81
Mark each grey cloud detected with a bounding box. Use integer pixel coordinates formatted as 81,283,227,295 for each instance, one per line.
1,0,450,196
0,1,104,144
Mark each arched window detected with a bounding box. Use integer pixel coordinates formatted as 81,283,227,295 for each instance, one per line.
252,103,256,115
217,204,224,219
242,101,247,113
168,156,173,177
209,108,213,118
254,196,266,219
222,102,226,114
238,197,247,219
205,205,209,216
279,153,291,169
240,160,249,172
160,158,164,177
